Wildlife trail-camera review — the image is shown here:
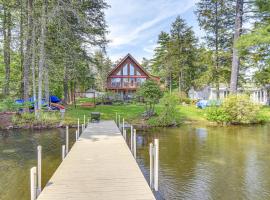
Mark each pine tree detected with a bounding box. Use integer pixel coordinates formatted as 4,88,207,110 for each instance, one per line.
196,0,235,99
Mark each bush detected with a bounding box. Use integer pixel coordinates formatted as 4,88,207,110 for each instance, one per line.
206,107,230,123
136,80,163,117
206,94,260,124
157,93,179,126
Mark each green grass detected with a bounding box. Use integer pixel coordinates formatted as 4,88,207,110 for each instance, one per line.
64,104,146,125
64,103,208,125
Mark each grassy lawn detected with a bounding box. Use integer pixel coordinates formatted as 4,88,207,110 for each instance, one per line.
64,103,208,125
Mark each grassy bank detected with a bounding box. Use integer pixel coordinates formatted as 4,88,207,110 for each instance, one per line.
64,103,207,126
2,101,270,129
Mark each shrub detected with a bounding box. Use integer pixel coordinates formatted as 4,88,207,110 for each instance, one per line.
157,93,179,126
136,80,162,117
206,107,230,123
206,94,260,124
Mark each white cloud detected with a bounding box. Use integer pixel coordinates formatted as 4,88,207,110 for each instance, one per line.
105,0,200,61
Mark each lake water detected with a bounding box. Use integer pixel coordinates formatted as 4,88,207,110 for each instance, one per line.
1,125,270,200
0,129,76,200
136,124,270,200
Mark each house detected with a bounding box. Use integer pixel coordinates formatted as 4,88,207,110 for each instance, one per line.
106,54,159,98
189,84,269,105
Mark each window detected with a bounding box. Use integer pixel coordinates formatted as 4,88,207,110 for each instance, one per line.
123,78,129,86
130,64,135,75
136,78,146,85
130,78,135,86
136,70,141,76
116,70,121,75
111,78,121,87
123,64,128,75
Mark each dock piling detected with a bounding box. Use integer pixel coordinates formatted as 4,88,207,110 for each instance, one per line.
76,130,78,141
123,129,127,141
77,118,80,135
122,118,125,134
133,129,137,159
37,146,42,196
149,143,153,188
62,145,66,160
30,167,37,200
65,126,69,155
130,125,134,152
154,139,159,191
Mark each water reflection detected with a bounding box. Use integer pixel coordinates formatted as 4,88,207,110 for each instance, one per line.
0,128,76,200
137,125,270,200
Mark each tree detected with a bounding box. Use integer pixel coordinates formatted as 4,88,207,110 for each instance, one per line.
237,0,270,103
196,0,235,99
2,1,12,96
170,16,198,94
230,0,244,93
151,31,171,91
136,80,162,117
90,51,112,91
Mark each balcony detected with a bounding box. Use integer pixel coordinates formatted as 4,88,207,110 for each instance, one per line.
107,82,142,90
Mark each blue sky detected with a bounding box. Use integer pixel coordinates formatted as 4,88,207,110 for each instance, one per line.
105,0,202,62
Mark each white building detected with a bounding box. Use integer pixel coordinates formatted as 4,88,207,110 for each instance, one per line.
189,84,269,105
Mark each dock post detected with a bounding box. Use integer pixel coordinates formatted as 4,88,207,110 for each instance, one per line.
65,126,69,155
30,167,37,200
130,125,133,152
77,118,80,135
62,145,66,160
118,115,120,128
154,139,159,191
122,118,125,134
123,129,127,141
133,129,137,159
76,130,78,141
149,143,153,189
37,146,42,196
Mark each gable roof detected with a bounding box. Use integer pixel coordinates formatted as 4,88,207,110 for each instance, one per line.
107,53,151,77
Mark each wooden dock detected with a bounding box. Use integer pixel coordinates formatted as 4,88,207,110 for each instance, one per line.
37,120,155,200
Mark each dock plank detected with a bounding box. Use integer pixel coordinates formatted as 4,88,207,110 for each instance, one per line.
37,120,155,200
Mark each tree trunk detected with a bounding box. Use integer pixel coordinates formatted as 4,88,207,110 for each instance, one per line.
215,1,220,100
23,0,34,102
63,66,69,105
31,23,37,117
3,5,11,96
230,0,244,94
20,0,24,98
37,0,47,111
44,61,49,104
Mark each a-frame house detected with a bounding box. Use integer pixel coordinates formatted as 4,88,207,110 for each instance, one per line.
106,54,159,98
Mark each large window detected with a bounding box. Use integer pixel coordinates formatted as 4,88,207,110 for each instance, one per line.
111,78,121,87
123,64,128,75
123,78,129,86
116,70,121,75
130,64,135,75
136,78,146,85
136,70,141,76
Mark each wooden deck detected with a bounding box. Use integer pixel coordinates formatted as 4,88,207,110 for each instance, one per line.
37,120,155,200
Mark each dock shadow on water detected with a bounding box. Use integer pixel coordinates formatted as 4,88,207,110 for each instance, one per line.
136,124,270,200
0,128,76,200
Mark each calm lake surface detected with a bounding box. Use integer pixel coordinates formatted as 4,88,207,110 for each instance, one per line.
0,128,76,200
1,125,270,200
136,124,270,200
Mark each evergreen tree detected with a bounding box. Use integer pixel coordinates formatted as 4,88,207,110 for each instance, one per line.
195,0,235,99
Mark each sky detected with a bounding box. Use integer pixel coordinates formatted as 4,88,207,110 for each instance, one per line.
105,0,202,62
